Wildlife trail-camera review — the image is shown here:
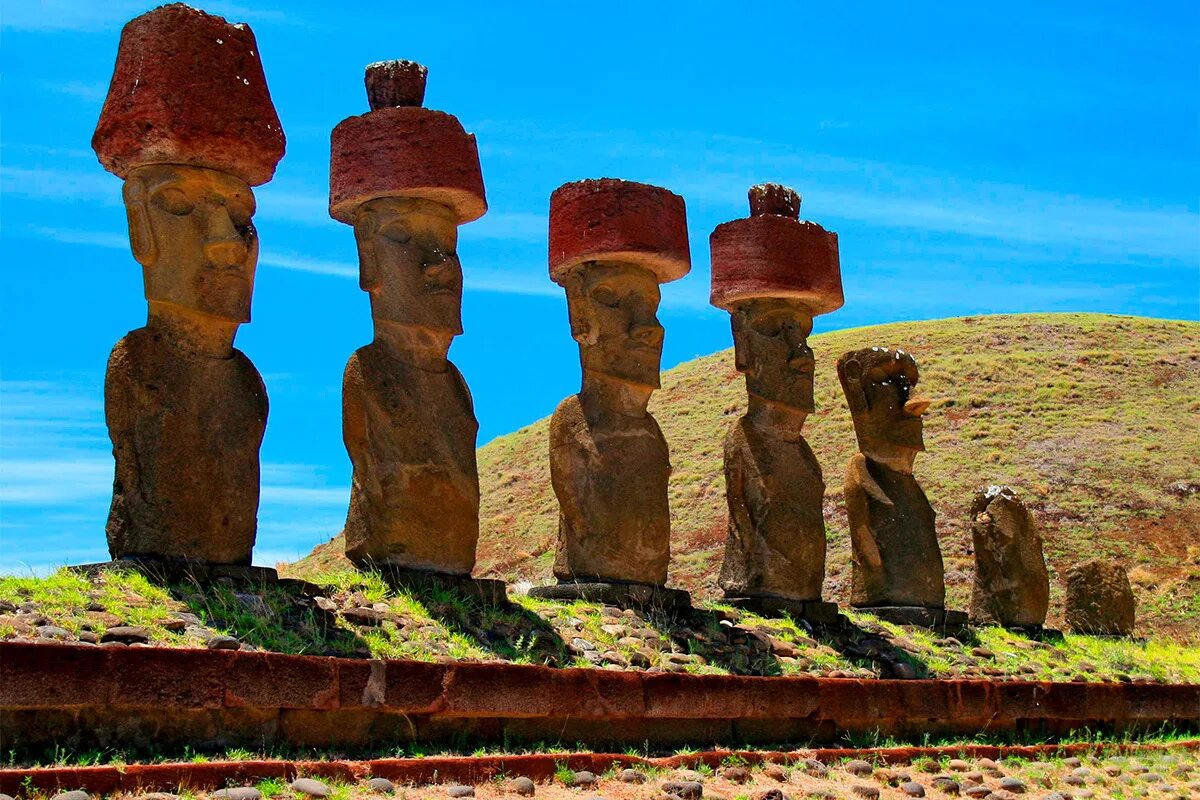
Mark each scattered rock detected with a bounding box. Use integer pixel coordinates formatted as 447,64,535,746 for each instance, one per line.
100,625,150,644
37,625,72,640
447,786,475,798
984,791,1018,800
931,777,960,795
51,792,91,800
619,770,648,784
851,786,880,800
1063,758,1082,768
802,759,829,776
971,647,996,658
724,766,751,783
674,771,705,783
207,634,241,650
212,789,261,800
290,779,331,798
964,788,992,799
901,782,926,797
999,778,1025,793
763,764,787,782
948,760,972,772
572,772,598,788
510,777,535,796
366,778,395,794
846,760,874,777
757,790,787,800
662,781,703,799
142,793,181,800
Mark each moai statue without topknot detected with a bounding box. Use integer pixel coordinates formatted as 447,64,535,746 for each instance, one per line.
709,184,844,623
969,485,1050,631
837,347,967,629
530,179,692,610
91,4,285,569
330,62,504,601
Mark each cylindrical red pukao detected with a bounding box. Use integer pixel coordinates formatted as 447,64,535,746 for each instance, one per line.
548,178,691,285
709,184,844,315
329,63,486,225
92,3,286,186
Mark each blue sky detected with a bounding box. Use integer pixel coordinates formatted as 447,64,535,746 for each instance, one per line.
2,1,1197,573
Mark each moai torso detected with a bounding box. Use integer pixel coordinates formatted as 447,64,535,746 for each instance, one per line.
342,343,480,574
105,328,267,564
719,419,826,601
549,394,671,585
845,452,944,607
969,487,1049,627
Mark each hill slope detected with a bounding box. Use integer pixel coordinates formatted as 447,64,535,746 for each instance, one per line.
288,313,1200,640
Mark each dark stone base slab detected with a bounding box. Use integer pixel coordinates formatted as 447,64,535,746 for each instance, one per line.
70,557,284,588
529,581,691,612
725,595,841,625
855,605,970,631
375,565,510,607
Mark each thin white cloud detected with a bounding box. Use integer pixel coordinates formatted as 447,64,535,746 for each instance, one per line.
259,252,357,279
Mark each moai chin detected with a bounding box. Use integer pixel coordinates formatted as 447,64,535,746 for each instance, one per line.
838,346,951,619
709,185,844,621
329,61,486,576
533,179,691,606
969,485,1051,629
92,4,285,565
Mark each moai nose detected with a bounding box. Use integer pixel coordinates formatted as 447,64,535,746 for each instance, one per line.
905,396,931,417
633,322,665,348
204,208,248,267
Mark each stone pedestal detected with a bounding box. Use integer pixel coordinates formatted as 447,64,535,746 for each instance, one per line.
529,581,691,613
856,605,969,633
725,595,841,625
376,565,509,607
70,556,279,587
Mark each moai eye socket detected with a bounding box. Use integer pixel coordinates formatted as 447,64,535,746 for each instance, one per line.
381,225,412,245
751,313,784,337
154,187,195,216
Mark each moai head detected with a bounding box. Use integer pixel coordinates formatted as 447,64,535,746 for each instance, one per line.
330,61,486,359
837,346,931,473
92,4,285,335
549,179,690,393
710,184,844,416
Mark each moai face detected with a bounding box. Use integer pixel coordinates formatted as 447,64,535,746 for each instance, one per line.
354,197,463,341
731,298,816,414
839,348,930,471
123,164,258,324
565,262,665,390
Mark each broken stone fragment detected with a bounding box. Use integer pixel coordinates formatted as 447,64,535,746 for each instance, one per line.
969,485,1050,627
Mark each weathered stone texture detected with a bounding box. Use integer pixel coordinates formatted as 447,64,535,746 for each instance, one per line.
1065,558,1136,636
969,486,1050,627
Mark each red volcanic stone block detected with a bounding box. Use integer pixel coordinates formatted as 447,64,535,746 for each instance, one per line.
336,659,446,714
549,179,691,284
224,651,338,710
941,679,1001,724
641,673,819,720
709,212,843,314
92,3,285,185
442,663,643,719
0,642,111,708
816,678,906,726
365,60,428,109
108,646,225,709
329,64,486,225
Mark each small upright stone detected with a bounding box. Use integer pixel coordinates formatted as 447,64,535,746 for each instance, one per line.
510,777,536,796
969,486,1050,627
366,778,396,794
290,779,331,798
1065,558,1136,635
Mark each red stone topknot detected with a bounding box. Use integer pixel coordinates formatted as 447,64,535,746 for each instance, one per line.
92,3,285,186
329,62,486,225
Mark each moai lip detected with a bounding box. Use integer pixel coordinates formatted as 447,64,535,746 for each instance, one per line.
332,63,489,581
969,486,1051,628
839,346,946,611
710,185,842,610
93,3,285,186
92,3,284,566
537,178,690,595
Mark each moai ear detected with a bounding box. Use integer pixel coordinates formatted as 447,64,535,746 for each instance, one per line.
838,356,870,413
564,271,599,346
353,207,380,292
730,308,751,373
122,176,157,267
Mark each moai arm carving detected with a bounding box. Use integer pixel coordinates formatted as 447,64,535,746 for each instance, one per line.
845,453,885,571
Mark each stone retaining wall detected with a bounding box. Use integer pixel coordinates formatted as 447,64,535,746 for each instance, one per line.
2,643,1197,756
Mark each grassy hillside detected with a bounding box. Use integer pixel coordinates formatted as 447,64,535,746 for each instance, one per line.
288,313,1200,641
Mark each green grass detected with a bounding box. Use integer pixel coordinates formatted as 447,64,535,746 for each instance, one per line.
287,314,1200,643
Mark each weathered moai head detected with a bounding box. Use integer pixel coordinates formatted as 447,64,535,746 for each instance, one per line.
711,184,844,415
92,3,285,343
549,179,690,395
837,347,930,473
330,61,486,361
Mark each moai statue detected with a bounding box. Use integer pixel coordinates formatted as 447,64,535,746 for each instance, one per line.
91,4,285,567
530,179,692,610
330,61,500,600
837,348,965,628
1065,558,1136,636
709,184,843,623
969,486,1050,630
